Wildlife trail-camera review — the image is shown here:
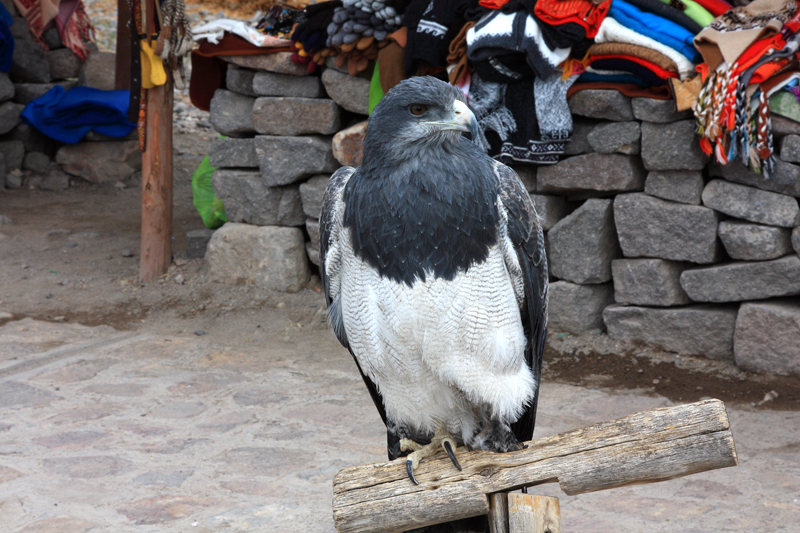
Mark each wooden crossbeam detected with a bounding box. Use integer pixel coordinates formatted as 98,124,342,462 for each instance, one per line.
332,399,737,533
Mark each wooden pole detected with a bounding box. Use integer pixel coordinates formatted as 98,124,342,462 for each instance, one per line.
139,76,173,282
488,493,509,533
332,399,738,533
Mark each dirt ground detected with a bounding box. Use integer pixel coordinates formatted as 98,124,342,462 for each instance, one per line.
2,132,800,532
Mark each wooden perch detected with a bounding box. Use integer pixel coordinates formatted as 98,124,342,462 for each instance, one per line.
332,399,737,533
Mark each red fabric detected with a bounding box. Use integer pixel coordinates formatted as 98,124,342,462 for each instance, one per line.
567,81,672,99
479,0,511,7
12,0,94,60
589,54,679,80
534,0,612,39
693,0,734,17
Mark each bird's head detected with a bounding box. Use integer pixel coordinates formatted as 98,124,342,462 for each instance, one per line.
363,76,479,165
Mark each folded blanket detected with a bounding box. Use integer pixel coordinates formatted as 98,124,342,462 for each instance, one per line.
21,86,135,144
610,0,701,62
588,42,679,74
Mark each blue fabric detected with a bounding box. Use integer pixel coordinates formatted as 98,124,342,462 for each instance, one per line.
21,86,136,144
0,3,13,73
610,1,701,63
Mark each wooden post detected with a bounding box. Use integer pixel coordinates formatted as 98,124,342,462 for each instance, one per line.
332,399,738,533
488,493,509,533
139,76,173,282
508,494,560,533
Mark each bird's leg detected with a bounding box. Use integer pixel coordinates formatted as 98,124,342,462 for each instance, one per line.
400,426,462,485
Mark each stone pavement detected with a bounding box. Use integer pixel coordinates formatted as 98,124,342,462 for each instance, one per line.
1,318,799,533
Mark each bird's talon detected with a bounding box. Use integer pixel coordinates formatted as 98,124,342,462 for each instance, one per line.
406,459,419,485
443,439,462,471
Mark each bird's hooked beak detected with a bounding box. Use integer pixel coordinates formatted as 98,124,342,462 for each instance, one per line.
422,99,479,141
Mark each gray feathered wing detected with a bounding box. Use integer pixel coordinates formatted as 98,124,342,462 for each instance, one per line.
494,161,549,443
319,166,388,427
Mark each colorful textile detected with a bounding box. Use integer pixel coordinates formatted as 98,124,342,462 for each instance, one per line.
369,60,384,114
693,0,735,17
595,16,696,78
533,0,612,39
193,18,289,47
447,21,474,84
624,0,703,34
467,10,571,80
21,85,135,144
610,0,701,62
12,0,94,60
694,0,797,69
656,0,714,27
590,54,679,79
568,81,672,98
377,27,408,93
588,42,679,73
589,57,673,85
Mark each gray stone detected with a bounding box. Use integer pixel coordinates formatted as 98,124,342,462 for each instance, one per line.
0,101,23,134
0,381,59,408
794,227,800,256
537,153,645,194
12,80,77,104
548,198,619,284
46,48,81,79
23,152,50,172
132,470,193,487
0,152,5,188
253,71,323,98
10,39,51,83
225,67,256,96
254,136,337,186
709,159,800,197
680,256,800,302
209,138,258,168
530,194,567,231
42,26,62,49
223,52,308,76
211,170,304,227
734,301,800,376
603,304,738,360
631,98,693,123
568,90,633,121
772,115,800,137
10,16,31,41
299,175,330,218
252,97,341,136
209,90,256,137
186,228,215,259
206,223,310,293
306,242,320,267
779,134,800,163
40,167,70,191
611,258,688,306
77,51,115,90
10,123,56,156
563,118,598,156
56,141,142,183
614,193,722,263
644,170,704,205
587,122,640,154
0,140,24,170
548,281,614,334
332,120,367,167
321,69,369,115
641,120,706,170
0,72,13,102
718,221,793,261
306,218,320,249
702,179,800,227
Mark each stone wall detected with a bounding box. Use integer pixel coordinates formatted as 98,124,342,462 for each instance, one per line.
0,0,140,190
204,56,800,376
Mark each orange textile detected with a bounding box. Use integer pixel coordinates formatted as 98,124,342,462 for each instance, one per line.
567,81,672,99
479,0,511,8
535,0,612,38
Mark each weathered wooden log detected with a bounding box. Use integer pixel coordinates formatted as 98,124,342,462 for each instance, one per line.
507,494,561,533
332,399,737,533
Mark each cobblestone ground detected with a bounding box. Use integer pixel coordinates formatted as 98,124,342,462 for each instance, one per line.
2,317,799,533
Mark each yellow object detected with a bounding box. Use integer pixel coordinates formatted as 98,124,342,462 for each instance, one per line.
140,41,167,89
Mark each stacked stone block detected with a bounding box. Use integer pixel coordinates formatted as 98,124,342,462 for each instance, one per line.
204,56,370,292
0,1,138,190
203,63,800,374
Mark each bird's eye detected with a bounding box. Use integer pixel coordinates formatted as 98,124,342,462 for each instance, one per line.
409,104,427,116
